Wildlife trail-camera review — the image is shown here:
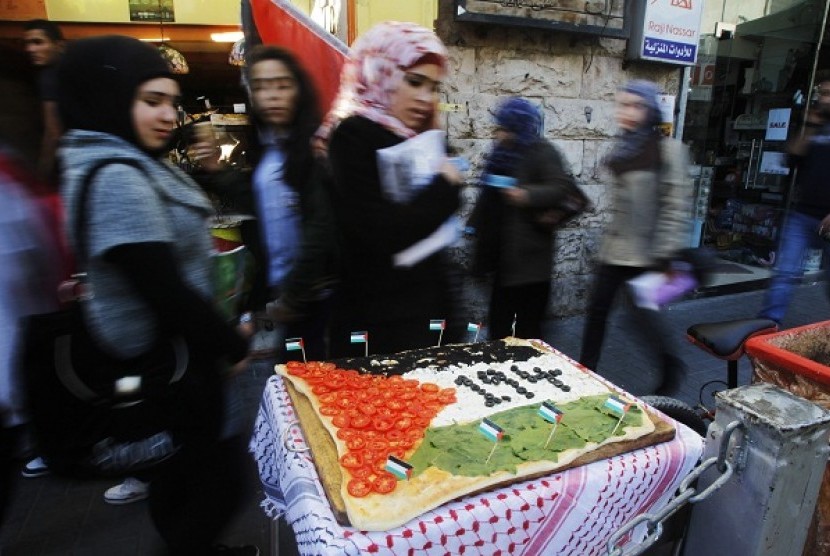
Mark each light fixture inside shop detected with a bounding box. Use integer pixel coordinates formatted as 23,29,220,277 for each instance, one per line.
228,38,246,67
154,0,188,74
212,31,245,43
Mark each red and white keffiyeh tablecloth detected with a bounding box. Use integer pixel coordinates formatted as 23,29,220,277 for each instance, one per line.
250,360,704,555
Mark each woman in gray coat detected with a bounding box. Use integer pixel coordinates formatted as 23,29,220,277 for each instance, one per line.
579,80,691,395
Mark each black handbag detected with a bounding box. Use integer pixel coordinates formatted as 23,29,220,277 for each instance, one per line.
21,159,187,478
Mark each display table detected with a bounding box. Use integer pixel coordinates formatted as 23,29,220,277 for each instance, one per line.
251,369,704,555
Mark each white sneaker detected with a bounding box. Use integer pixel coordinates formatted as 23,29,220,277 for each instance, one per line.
21,456,49,478
103,477,150,505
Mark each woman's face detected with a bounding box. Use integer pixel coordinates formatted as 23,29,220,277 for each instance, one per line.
615,91,650,132
249,59,300,131
494,127,515,147
132,77,179,151
388,62,442,133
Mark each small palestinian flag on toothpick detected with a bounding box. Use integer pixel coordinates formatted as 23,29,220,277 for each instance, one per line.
285,337,306,363
350,331,369,357
429,319,446,347
467,322,482,342
479,418,504,464
604,395,632,435
538,401,563,449
384,455,413,481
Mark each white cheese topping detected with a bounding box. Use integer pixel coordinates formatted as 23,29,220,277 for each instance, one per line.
402,351,611,427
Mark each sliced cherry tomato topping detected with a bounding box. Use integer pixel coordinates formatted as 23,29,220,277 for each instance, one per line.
386,399,405,411
385,430,404,442
394,417,413,431
372,472,398,494
339,452,364,469
346,436,367,451
372,417,394,431
349,466,374,480
414,417,432,429
389,448,408,460
406,428,425,441
420,383,440,393
367,439,389,452
375,407,396,420
336,395,356,409
311,385,331,395
319,405,340,417
285,361,308,376
318,392,338,405
350,415,371,429
438,387,457,401
399,390,417,401
337,428,360,441
358,404,378,416
331,414,350,428
347,478,372,498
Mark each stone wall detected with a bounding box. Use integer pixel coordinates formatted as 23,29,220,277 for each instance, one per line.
435,0,683,319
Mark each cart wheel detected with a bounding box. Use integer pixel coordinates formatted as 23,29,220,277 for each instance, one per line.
640,396,708,437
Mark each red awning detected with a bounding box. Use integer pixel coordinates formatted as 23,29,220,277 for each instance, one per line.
248,0,348,115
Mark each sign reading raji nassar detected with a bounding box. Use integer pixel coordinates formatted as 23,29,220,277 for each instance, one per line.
627,0,704,66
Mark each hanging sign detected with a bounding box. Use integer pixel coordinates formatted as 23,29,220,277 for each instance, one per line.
129,0,175,22
628,0,704,66
0,0,47,21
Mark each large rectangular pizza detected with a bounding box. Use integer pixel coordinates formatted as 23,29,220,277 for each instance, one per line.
275,338,672,531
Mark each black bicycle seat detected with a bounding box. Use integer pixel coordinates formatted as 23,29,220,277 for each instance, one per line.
687,318,778,359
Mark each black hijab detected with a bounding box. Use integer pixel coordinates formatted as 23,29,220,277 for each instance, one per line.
57,35,173,153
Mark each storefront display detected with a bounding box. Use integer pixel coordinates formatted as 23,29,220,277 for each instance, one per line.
682,0,830,270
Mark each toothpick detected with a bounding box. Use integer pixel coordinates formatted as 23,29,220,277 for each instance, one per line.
543,422,558,449
485,442,498,464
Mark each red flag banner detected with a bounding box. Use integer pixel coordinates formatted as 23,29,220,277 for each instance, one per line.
249,0,348,115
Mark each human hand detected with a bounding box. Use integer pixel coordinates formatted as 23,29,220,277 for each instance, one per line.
265,298,303,323
189,139,221,171
439,159,464,186
501,187,530,207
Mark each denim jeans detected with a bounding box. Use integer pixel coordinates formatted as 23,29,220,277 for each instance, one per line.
758,210,830,323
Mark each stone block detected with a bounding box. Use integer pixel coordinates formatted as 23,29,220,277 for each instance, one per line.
544,98,616,138
476,48,582,97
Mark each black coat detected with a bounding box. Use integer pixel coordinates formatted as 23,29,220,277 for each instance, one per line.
326,116,461,357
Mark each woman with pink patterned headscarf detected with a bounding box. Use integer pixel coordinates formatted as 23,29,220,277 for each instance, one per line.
323,21,466,358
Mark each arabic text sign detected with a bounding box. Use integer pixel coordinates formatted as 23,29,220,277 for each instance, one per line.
639,0,703,65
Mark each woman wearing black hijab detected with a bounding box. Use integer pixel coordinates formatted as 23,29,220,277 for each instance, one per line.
57,36,256,555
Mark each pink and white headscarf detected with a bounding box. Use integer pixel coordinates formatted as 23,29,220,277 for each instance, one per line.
315,21,448,148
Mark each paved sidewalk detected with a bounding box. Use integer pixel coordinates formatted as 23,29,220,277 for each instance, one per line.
2,280,829,555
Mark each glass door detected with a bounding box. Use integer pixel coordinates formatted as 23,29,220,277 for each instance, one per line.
683,0,830,267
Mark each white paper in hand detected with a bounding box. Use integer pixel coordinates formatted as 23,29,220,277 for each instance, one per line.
376,129,446,203
376,129,460,267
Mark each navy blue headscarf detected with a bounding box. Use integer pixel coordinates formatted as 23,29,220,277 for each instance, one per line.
482,97,542,179
606,80,664,175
